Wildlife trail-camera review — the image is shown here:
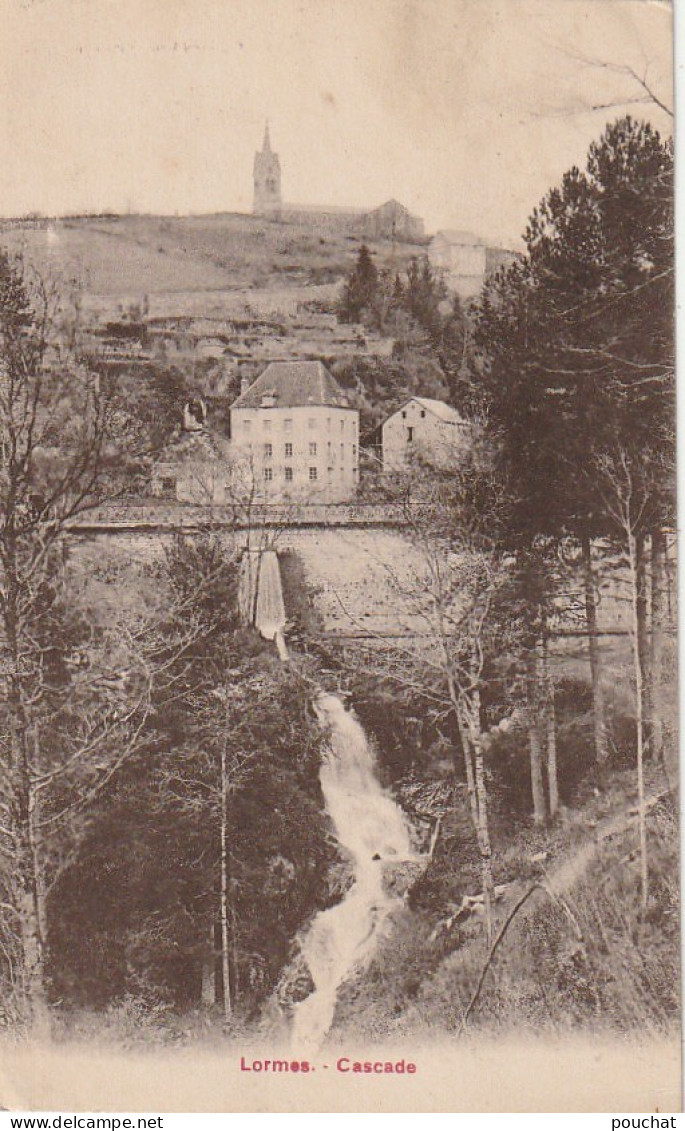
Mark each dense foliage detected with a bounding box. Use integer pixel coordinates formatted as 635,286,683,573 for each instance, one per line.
48,538,333,1017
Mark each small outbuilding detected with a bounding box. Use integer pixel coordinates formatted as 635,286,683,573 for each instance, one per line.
381,397,470,471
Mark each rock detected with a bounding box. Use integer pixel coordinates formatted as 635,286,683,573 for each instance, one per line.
274,950,315,1009
382,858,426,898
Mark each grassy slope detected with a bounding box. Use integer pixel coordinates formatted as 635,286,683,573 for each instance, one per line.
329,761,679,1042
0,213,425,297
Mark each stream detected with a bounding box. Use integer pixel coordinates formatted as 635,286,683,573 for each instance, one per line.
291,693,413,1051
251,547,414,1050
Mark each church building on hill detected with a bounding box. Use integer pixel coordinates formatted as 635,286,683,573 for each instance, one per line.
252,125,425,242
252,123,282,217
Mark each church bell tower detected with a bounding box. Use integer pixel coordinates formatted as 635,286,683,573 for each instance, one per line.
253,123,282,217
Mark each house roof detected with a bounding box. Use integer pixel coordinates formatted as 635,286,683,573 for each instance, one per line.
431,229,484,247
283,202,366,217
230,361,353,410
389,397,467,426
368,198,411,215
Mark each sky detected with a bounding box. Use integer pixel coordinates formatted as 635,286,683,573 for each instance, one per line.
0,0,673,246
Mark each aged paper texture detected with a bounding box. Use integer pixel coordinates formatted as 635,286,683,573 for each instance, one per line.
0,0,678,1113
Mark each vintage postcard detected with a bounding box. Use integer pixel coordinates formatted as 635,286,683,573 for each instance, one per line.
0,0,678,1114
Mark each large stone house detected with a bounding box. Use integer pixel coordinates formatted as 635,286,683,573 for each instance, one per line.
381,396,469,470
152,361,360,505
429,230,520,301
230,361,359,502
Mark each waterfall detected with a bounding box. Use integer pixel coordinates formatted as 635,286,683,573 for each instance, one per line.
291,693,413,1052
253,550,289,660
250,550,414,1048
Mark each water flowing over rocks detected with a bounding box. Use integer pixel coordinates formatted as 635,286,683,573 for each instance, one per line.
290,693,417,1052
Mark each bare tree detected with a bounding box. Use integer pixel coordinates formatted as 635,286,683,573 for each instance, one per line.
334,457,524,943
593,446,664,916
0,252,201,1031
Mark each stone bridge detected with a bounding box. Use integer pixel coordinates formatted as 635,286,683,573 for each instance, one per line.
67,501,635,672
68,501,407,534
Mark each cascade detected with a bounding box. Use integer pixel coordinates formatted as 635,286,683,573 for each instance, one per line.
252,550,414,1049
253,549,289,660
291,694,413,1051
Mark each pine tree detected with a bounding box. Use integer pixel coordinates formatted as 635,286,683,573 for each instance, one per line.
470,116,674,769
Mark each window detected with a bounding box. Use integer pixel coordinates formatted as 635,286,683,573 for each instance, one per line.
264,467,273,481
407,427,414,442
420,409,426,418
309,467,318,481
160,476,176,494
309,441,317,456
352,444,357,458
285,467,293,482
242,419,252,431
284,418,293,432
340,419,345,432
308,418,316,430
285,442,293,458
263,418,272,431
264,443,273,458
327,417,332,431
340,443,344,461
401,410,407,419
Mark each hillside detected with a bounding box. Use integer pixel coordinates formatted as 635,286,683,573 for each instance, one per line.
0,213,426,307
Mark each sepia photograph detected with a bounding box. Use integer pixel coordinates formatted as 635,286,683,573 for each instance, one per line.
0,0,678,1114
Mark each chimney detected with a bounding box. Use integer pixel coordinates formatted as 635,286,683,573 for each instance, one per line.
240,376,251,396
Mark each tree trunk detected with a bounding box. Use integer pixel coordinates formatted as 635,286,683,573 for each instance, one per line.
447,669,479,832
472,733,495,944
16,890,50,1036
455,709,479,832
220,744,232,1021
529,722,546,825
428,817,442,859
581,531,609,763
448,665,494,943
636,533,651,756
201,922,217,1008
4,582,50,1035
541,636,559,819
628,530,648,915
467,688,495,945
528,646,547,825
649,528,666,761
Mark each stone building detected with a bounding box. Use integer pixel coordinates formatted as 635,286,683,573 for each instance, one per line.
359,199,424,241
381,396,469,470
253,123,282,217
252,127,424,242
151,428,233,504
429,230,520,301
230,361,359,502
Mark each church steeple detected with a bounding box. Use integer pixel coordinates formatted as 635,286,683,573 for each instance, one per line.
253,123,281,217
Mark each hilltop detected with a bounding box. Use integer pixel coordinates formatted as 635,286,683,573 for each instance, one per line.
0,212,427,313
0,212,444,422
